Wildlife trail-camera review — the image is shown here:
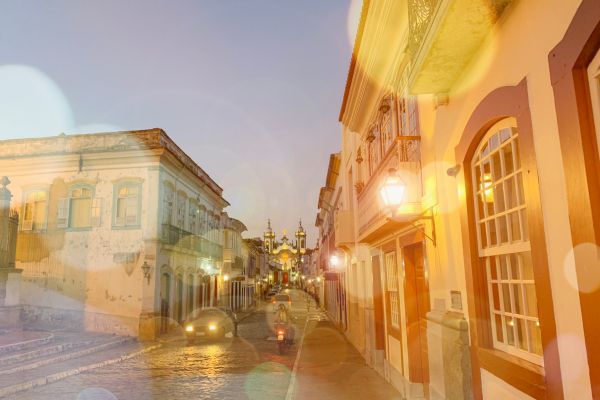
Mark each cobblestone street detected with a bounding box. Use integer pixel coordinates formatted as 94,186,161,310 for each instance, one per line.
6,291,310,400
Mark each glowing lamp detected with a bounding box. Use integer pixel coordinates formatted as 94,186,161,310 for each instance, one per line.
223,274,230,281
379,169,406,208
330,255,339,267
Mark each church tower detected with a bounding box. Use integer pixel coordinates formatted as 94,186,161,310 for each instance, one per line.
263,219,275,254
295,219,306,254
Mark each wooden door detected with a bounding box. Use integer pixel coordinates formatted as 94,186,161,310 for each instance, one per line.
372,255,386,350
403,242,430,385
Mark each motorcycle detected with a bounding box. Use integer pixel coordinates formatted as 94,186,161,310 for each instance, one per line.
275,323,294,354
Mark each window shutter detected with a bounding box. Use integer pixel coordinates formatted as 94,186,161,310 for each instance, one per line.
91,198,102,227
57,198,70,228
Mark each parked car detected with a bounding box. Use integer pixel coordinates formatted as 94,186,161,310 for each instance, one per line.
272,293,291,312
184,307,236,344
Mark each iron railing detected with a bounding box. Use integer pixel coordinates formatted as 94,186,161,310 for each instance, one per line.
0,209,18,269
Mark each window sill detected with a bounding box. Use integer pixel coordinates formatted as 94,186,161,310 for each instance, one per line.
111,225,141,231
478,347,546,399
65,227,93,232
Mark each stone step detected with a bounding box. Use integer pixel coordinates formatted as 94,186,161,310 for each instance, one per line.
0,333,54,356
0,335,134,377
0,340,160,398
0,335,118,367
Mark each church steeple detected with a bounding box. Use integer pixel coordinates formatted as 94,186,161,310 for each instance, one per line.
296,218,306,253
263,218,275,254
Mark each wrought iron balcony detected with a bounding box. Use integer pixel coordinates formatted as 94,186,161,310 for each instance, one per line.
356,136,422,243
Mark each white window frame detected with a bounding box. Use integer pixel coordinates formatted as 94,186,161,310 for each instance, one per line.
21,189,48,232
471,118,543,366
113,182,142,228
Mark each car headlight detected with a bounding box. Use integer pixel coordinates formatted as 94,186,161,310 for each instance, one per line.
185,325,194,332
208,323,217,331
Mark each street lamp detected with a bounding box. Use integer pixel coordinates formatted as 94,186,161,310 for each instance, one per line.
379,168,437,246
379,168,406,208
329,255,339,268
141,261,152,284
223,274,230,281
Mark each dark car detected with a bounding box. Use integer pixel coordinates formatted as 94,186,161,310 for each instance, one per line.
184,307,236,344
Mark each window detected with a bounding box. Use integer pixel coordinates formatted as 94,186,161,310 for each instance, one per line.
162,185,174,225
385,252,400,329
176,193,186,229
22,190,47,231
471,118,542,364
58,185,102,229
188,201,198,234
113,183,141,228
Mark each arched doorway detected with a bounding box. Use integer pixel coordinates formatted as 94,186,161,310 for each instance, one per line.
160,272,171,333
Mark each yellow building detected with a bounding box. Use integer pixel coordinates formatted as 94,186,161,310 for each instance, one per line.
322,0,600,399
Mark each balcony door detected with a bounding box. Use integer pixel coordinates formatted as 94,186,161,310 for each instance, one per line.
403,242,430,385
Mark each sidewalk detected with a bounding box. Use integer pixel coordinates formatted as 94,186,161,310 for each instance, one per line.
290,319,404,400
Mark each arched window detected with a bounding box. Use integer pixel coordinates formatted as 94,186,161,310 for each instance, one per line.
471,118,542,364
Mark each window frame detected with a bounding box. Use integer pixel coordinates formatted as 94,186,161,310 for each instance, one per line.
60,184,100,230
20,188,49,232
112,181,142,230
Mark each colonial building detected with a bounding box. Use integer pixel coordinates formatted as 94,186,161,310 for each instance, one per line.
318,0,600,399
0,129,228,339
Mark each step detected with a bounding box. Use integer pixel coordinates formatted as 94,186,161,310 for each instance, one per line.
0,336,134,377
0,340,160,398
0,333,54,356
0,335,119,367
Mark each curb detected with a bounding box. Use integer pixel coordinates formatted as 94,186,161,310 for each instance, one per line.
0,343,162,398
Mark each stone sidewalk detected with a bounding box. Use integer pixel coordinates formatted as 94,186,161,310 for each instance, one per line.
289,318,404,400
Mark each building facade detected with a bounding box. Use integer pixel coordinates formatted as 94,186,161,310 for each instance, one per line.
317,0,600,399
0,129,229,339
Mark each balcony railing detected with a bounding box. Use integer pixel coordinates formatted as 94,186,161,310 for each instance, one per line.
161,224,221,259
357,136,422,243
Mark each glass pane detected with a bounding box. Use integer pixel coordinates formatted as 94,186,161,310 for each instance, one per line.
502,142,514,175
510,211,521,241
494,183,505,213
509,254,519,279
499,128,511,144
502,283,511,311
504,177,517,210
505,318,515,346
528,320,543,355
119,187,128,197
521,253,534,280
479,223,488,248
492,152,502,180
117,199,126,217
492,283,500,311
499,255,508,280
72,188,81,198
513,284,524,314
521,209,529,240
81,188,91,197
489,220,498,246
489,133,499,153
516,318,528,351
477,191,486,220
514,139,521,170
489,256,498,280
525,284,538,317
498,216,508,244
516,173,525,206
128,186,138,195
495,314,504,342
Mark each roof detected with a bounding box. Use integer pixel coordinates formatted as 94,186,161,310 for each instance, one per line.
0,128,228,203
339,0,371,122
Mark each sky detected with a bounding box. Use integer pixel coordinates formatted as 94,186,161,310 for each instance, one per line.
0,0,359,243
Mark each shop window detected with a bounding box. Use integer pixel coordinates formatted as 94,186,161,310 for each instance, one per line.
471,118,542,364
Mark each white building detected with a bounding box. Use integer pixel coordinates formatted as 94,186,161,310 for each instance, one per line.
0,129,229,339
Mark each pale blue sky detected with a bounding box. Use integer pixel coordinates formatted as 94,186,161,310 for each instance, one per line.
0,1,355,242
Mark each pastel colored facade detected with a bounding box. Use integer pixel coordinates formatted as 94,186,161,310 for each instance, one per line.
318,0,600,399
0,129,229,339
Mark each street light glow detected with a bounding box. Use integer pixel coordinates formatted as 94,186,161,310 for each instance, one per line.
330,255,339,267
379,169,406,208
223,274,230,281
